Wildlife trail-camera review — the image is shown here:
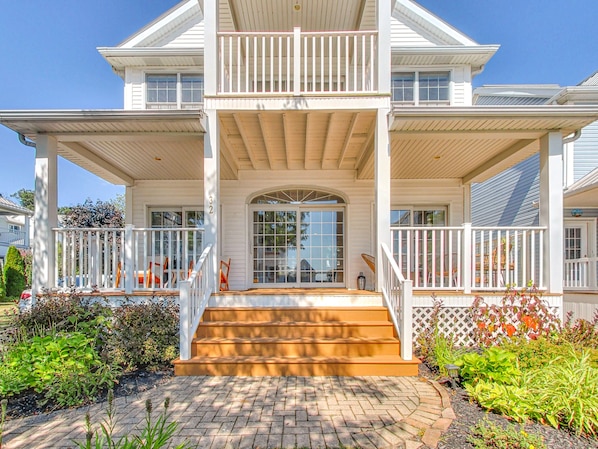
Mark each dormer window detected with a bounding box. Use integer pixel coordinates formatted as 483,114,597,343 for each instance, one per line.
392,71,450,105
146,73,203,109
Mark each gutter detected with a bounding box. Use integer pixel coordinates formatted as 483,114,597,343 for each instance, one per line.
18,133,36,148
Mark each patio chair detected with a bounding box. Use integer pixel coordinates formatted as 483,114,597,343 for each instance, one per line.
220,258,231,291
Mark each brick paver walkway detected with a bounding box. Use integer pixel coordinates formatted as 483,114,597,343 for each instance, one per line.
3,376,454,449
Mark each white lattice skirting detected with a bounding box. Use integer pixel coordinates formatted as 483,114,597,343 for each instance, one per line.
412,294,563,347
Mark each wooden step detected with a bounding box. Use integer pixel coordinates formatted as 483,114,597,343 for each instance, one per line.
195,320,396,339
173,302,420,377
174,355,419,377
202,306,390,322
192,336,401,357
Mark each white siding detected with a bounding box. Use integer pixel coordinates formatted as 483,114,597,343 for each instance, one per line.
574,121,598,182
451,67,472,106
125,69,144,110
390,16,437,47
130,175,464,291
130,180,203,227
564,293,598,322
154,18,205,49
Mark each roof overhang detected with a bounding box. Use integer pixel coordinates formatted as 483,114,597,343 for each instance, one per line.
389,105,598,183
392,45,499,74
98,48,203,78
564,168,598,208
0,110,205,186
548,86,598,105
0,201,33,216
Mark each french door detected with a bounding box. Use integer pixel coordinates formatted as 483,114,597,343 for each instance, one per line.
251,207,345,287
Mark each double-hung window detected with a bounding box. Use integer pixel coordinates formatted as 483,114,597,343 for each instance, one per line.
391,71,450,105
146,74,204,109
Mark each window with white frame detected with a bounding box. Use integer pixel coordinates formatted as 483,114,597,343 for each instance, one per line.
391,71,450,104
146,74,204,109
8,224,21,233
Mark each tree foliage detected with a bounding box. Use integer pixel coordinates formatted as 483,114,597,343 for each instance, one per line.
0,261,6,298
4,246,26,297
11,189,35,211
60,198,124,229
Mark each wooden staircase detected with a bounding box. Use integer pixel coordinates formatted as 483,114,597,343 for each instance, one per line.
174,297,420,376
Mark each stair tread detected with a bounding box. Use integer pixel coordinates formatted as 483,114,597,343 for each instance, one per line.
199,320,393,326
193,336,399,343
175,355,416,364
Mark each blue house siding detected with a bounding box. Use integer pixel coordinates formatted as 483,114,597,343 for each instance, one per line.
471,155,539,227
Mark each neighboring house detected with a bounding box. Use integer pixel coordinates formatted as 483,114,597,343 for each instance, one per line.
0,194,32,262
472,73,598,321
2,0,598,375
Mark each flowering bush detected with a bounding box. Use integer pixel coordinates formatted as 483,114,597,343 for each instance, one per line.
471,287,560,347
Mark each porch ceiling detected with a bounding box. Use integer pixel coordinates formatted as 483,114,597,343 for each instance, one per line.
221,0,376,32
0,110,204,186
219,110,377,179
388,106,598,183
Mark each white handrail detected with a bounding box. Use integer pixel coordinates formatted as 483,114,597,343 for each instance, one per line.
380,243,413,361
179,244,214,361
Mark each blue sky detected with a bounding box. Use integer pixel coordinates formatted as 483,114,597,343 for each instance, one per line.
0,0,596,207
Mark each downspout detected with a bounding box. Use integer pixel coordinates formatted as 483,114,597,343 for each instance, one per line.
18,133,36,148
562,129,582,188
563,129,582,144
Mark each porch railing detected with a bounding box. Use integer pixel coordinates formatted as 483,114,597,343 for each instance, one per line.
179,244,215,361
564,257,598,290
218,28,377,95
53,226,204,292
391,225,546,292
380,243,413,361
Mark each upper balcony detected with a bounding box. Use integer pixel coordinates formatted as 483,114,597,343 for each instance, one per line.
218,28,378,96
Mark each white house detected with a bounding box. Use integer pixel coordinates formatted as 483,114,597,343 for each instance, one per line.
2,0,598,376
472,73,598,321
0,194,32,263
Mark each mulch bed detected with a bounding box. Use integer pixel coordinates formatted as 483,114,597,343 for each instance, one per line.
419,363,598,449
3,369,174,421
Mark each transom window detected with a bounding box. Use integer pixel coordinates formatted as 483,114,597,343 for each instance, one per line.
391,71,450,105
251,189,345,205
146,74,204,109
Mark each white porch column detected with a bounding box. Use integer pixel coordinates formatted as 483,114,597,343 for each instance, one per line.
374,108,391,291
204,0,218,96
32,135,58,299
203,111,220,285
539,132,563,294
124,186,134,225
374,0,391,291
463,183,472,223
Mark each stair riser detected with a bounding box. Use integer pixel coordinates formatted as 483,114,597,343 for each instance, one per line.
202,308,389,322
174,361,419,377
196,324,395,339
192,341,401,357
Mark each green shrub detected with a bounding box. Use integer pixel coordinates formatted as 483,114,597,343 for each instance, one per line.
105,299,179,371
431,332,468,376
500,337,566,371
459,347,521,386
0,331,118,406
10,291,112,344
468,419,546,449
558,312,598,352
461,343,598,436
3,246,25,298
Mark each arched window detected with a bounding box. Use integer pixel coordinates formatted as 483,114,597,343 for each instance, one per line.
251,189,345,205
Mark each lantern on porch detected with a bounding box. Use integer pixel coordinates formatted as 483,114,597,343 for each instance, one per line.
357,272,366,290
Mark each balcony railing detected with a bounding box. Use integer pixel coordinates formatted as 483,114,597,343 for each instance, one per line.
391,225,546,292
53,226,204,293
0,229,28,247
564,257,598,291
218,28,378,95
